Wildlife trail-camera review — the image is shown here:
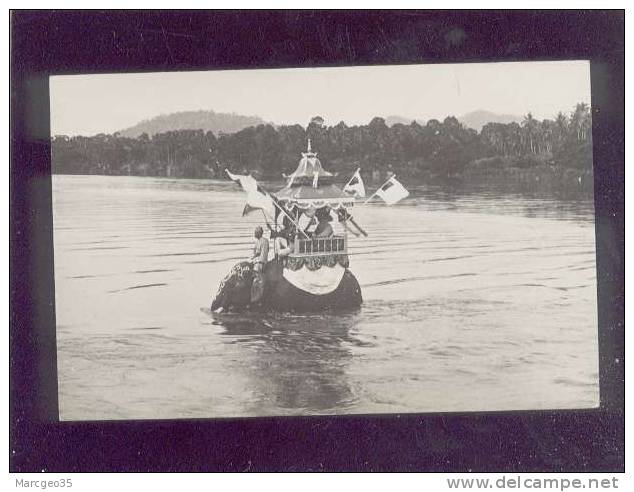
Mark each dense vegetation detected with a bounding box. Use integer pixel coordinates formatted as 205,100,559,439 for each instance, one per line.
52,103,593,188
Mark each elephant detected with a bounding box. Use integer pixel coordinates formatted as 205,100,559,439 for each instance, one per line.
211,259,362,313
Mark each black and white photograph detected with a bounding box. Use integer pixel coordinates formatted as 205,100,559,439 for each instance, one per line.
10,7,627,476
49,61,599,421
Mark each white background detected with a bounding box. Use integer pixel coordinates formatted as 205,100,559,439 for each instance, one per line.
4,1,630,487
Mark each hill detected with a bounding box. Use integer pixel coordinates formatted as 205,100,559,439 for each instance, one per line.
385,115,426,127
459,110,521,131
118,110,268,137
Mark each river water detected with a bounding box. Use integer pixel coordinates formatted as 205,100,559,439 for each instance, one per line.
53,174,599,420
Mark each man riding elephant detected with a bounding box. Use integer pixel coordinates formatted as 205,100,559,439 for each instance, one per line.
250,226,269,304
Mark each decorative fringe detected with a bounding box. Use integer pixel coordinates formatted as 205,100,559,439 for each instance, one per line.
286,254,349,271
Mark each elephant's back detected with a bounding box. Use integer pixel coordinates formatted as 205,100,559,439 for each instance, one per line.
266,262,362,312
211,259,363,312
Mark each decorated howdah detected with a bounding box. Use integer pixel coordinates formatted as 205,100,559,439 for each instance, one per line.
211,140,408,313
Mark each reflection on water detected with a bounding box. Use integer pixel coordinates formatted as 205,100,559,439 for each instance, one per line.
53,175,599,420
212,312,362,413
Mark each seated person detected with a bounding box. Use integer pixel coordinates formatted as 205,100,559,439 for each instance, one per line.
313,208,334,238
297,209,316,237
274,226,294,259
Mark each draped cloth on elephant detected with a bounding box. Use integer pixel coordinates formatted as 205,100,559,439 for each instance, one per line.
286,254,349,271
282,264,345,295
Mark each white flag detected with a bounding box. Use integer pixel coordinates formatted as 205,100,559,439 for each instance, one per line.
343,169,366,198
225,169,275,220
375,176,409,205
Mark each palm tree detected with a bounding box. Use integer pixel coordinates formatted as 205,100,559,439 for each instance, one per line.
481,123,506,156
541,119,556,154
570,103,591,141
553,111,567,145
522,112,539,154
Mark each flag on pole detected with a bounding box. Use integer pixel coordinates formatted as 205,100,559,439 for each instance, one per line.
225,169,275,220
343,169,366,198
375,176,409,205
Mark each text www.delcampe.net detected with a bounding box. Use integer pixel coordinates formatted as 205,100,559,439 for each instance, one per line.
446,476,619,490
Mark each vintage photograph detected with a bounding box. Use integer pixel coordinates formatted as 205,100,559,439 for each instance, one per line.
50,61,598,421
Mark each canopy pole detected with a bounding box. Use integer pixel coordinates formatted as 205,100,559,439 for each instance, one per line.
363,191,378,204
271,199,311,239
348,216,368,237
342,216,358,237
339,208,368,237
260,209,272,229
253,181,310,240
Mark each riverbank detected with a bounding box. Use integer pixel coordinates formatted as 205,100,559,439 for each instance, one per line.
52,160,594,197
365,156,594,196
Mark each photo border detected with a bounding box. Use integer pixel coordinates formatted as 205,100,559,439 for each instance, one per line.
10,9,624,472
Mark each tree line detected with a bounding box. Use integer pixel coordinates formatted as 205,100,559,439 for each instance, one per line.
51,103,592,181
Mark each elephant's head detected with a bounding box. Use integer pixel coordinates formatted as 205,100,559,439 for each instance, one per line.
210,261,254,311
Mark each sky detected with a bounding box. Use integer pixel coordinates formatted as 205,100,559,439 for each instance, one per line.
50,60,591,136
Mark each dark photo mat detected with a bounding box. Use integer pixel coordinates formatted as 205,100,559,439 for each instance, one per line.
10,10,624,472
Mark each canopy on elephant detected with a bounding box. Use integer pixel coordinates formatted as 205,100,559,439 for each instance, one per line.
282,139,333,186
274,183,354,210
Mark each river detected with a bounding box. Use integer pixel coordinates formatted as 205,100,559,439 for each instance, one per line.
53,174,599,420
